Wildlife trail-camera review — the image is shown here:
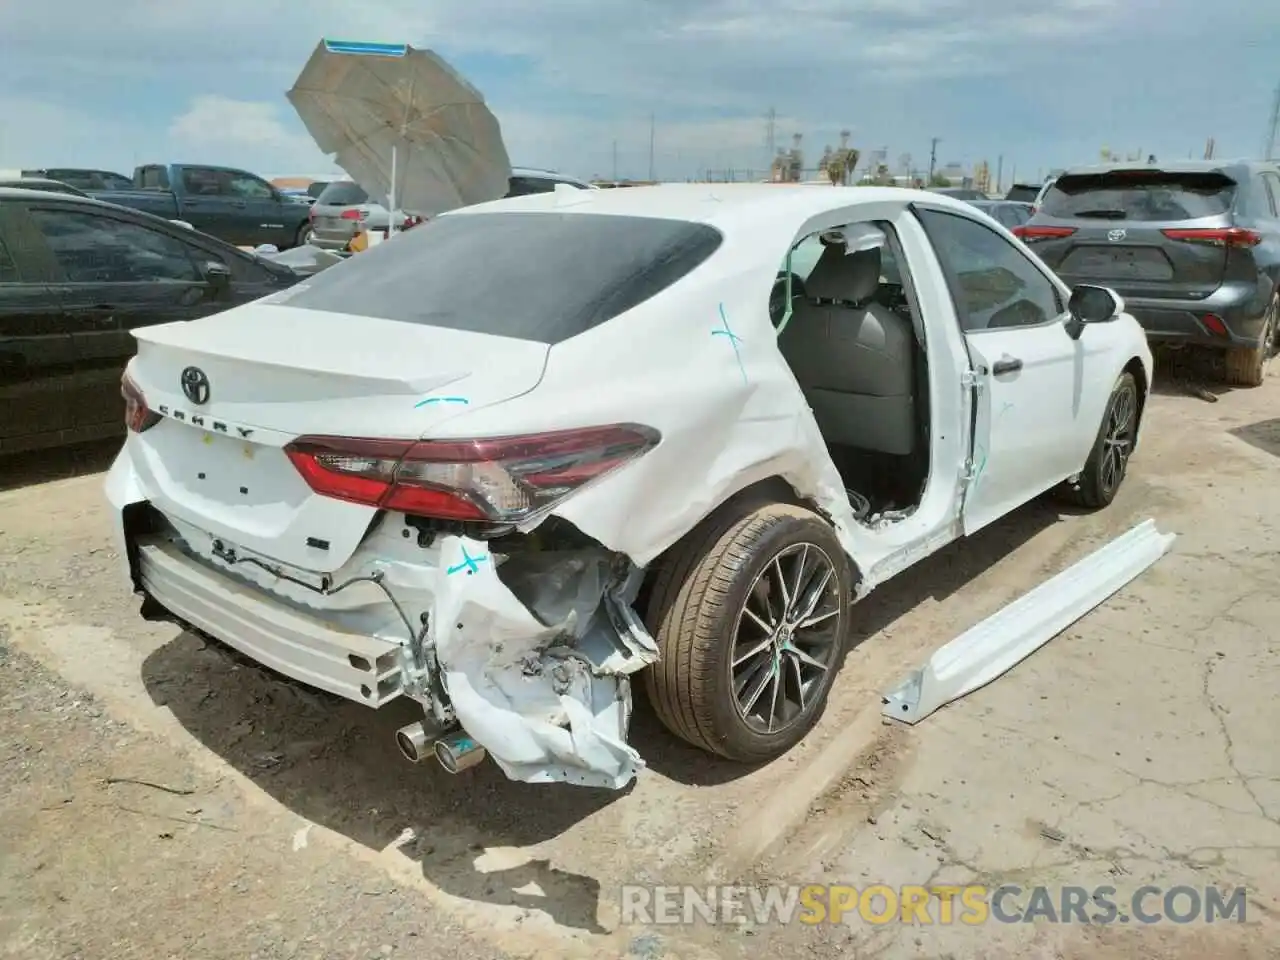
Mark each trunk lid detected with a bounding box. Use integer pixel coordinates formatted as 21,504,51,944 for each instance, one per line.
1029,168,1242,300
126,303,549,572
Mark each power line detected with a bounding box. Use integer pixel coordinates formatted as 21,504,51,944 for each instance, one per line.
765,107,777,170
648,113,656,181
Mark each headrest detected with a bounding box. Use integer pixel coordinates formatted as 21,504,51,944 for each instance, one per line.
803,243,881,304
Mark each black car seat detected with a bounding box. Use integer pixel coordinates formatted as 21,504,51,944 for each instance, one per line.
778,241,917,456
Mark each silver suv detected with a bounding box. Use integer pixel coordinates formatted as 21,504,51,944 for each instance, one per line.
307,167,594,253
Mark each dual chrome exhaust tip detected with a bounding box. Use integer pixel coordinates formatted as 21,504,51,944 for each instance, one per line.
395,721,486,773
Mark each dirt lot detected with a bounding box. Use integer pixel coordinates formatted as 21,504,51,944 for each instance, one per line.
2,368,1279,959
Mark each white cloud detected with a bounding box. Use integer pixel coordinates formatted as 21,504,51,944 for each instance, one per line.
168,97,323,171
2,0,1278,182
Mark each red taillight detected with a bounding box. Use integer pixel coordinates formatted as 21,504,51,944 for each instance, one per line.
1160,227,1260,248
284,424,661,522
1012,225,1077,242
340,208,364,221
121,373,161,433
1201,313,1229,337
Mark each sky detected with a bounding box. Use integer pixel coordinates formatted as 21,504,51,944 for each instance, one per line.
2,0,1278,187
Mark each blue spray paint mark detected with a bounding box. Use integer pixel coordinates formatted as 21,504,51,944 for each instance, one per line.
446,546,487,576
414,396,469,409
968,403,1015,489
711,303,748,383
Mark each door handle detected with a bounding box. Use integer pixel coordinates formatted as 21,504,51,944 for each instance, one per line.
992,355,1023,375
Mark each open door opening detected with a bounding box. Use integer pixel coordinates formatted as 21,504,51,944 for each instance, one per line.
773,220,932,526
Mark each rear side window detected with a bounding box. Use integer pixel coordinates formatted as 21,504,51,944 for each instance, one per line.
279,211,723,344
316,181,369,205
1040,171,1237,221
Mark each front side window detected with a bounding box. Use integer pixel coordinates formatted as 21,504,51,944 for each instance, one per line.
917,208,1063,331
227,174,275,199
29,208,200,283
276,211,723,343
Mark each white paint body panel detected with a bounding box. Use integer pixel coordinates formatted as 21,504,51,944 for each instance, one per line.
881,519,1176,724
106,184,1155,787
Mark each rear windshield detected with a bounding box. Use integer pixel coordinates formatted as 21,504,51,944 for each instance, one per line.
280,211,723,344
1040,171,1237,221
315,181,369,206
1004,185,1039,202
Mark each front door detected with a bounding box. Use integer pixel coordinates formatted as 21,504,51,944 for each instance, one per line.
25,202,219,437
224,170,291,248
916,207,1086,534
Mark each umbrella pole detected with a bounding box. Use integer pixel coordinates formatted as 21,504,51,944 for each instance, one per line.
388,143,397,239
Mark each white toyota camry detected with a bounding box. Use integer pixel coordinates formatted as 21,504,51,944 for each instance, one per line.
106,183,1154,789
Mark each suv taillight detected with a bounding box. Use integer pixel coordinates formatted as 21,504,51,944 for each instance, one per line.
340,209,365,221
1160,227,1261,248
1012,225,1076,242
122,373,161,433
284,424,660,522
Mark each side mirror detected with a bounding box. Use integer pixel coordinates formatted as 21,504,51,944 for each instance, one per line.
1064,284,1120,339
201,260,232,296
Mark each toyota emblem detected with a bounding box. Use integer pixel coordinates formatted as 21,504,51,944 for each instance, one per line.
1107,228,1127,242
180,366,211,405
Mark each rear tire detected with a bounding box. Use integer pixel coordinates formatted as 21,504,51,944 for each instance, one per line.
1222,296,1277,388
1060,372,1138,509
293,224,313,250
643,502,852,762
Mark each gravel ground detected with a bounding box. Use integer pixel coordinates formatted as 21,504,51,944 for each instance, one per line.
2,363,1278,958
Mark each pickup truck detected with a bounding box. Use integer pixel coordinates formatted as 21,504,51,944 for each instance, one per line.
84,164,313,249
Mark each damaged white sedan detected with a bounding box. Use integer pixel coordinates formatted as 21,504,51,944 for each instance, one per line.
105,184,1154,789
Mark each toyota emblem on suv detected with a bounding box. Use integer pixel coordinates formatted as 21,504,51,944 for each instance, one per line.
181,366,211,405
1107,228,1127,242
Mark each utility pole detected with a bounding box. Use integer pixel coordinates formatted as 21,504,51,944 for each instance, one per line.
1265,82,1280,161
648,113,656,181
927,137,940,183
765,107,777,172
995,155,1004,193
612,140,618,181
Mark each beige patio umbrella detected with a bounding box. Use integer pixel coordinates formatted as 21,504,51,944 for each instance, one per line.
286,39,512,218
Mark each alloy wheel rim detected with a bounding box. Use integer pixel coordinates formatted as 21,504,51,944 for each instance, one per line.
1100,384,1136,493
729,542,843,734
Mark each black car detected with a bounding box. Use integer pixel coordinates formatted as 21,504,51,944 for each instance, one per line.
967,199,1034,231
0,188,302,455
1018,161,1280,386
0,177,91,198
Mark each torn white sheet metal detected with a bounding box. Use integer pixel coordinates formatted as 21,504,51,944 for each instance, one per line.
429,535,658,789
881,518,1176,725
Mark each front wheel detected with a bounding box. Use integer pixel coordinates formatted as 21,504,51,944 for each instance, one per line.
1060,371,1139,509
644,502,852,762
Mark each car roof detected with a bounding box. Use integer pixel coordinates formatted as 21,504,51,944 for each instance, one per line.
450,182,982,231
